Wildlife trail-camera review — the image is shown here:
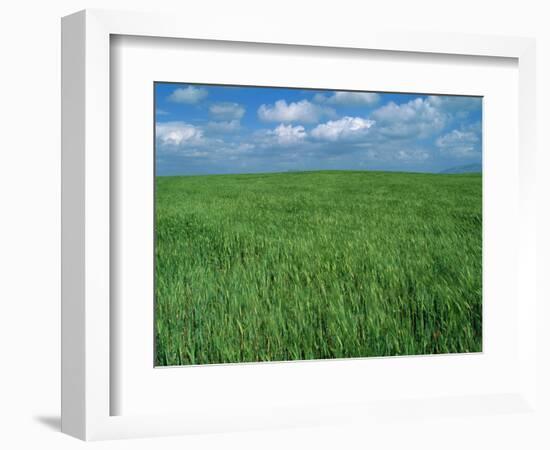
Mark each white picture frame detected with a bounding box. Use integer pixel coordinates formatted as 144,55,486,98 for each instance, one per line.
61,9,538,441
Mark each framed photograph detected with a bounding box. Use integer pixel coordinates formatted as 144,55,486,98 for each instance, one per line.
61,9,538,441
152,82,483,367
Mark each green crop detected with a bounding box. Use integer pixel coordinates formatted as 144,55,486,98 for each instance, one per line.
155,170,482,366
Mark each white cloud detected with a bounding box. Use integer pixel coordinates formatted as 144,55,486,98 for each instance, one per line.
167,86,208,104
206,119,241,133
209,102,245,120
371,97,447,138
156,122,205,148
257,100,334,123
156,121,256,159
266,124,307,146
314,91,380,106
436,128,480,157
311,116,375,142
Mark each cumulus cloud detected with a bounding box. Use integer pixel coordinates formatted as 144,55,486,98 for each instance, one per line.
257,100,334,123
156,121,257,161
436,126,480,157
209,102,245,120
156,122,205,148
311,116,375,142
261,124,307,146
167,86,208,104
206,119,241,133
314,91,380,106
370,97,447,138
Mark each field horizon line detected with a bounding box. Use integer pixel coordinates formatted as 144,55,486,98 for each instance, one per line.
155,169,483,178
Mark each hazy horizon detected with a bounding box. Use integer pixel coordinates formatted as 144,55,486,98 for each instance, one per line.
155,166,482,177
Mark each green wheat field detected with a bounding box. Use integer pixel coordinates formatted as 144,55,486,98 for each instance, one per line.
155,170,482,366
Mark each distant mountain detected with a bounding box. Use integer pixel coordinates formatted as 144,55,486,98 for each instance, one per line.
440,163,482,174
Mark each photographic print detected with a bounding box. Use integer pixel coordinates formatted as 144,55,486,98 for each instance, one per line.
154,82,482,366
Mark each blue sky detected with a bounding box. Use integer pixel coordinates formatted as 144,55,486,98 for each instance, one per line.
155,82,482,176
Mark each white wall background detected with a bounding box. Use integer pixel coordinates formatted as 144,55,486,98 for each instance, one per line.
0,1,548,448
